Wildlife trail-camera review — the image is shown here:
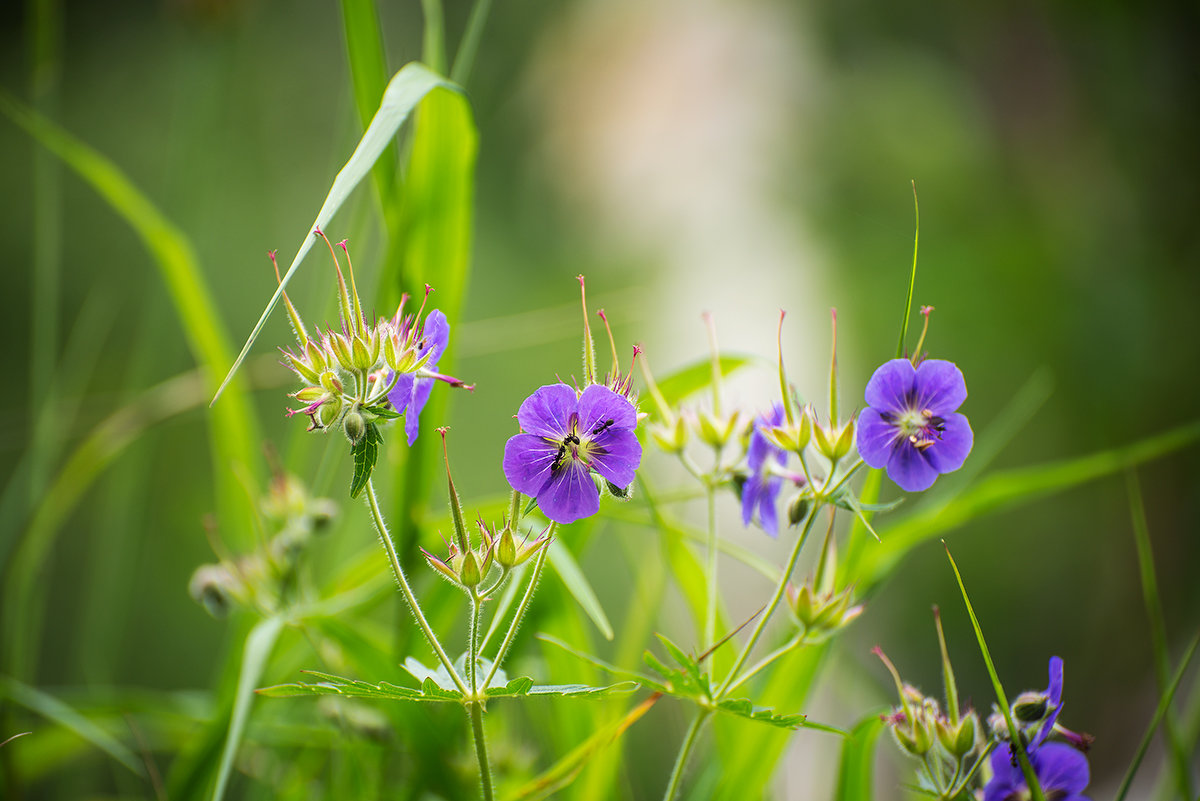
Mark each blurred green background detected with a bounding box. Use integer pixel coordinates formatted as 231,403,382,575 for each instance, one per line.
1,0,1197,798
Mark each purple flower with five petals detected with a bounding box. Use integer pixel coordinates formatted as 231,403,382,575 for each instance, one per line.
855,358,973,492
388,310,449,446
503,384,642,525
742,404,787,538
984,743,1091,801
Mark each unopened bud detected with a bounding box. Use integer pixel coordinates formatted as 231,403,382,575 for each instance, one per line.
496,526,517,569
788,495,811,526
351,335,372,370
189,564,239,618
605,480,633,501
459,549,482,587
697,410,740,448
318,398,343,429
319,370,343,394
343,410,366,444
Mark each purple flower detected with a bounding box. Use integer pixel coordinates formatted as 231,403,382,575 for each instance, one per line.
502,383,642,525
388,310,449,446
742,404,787,537
1034,656,1065,748
984,743,1090,801
855,358,973,492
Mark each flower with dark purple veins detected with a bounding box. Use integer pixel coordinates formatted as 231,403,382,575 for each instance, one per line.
855,358,973,492
742,404,788,537
984,743,1091,801
387,310,449,446
502,383,642,525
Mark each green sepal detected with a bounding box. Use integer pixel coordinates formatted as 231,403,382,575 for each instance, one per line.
361,403,401,419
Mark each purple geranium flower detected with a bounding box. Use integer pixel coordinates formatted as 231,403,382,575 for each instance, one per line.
984,743,1091,801
742,404,787,537
388,309,449,446
503,383,642,525
855,358,973,492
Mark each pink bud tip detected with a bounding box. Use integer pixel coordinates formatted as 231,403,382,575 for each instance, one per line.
870,645,884,657
631,344,643,357
424,284,434,296
831,308,837,321
338,239,348,251
921,305,935,317
313,227,323,236
576,275,586,287
597,308,608,322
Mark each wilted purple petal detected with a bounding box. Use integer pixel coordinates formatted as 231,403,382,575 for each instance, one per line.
538,460,600,524
517,384,578,438
747,405,786,471
1033,656,1065,747
503,434,558,496
864,359,916,414
576,384,637,435
742,473,783,538
923,412,973,475
388,374,415,415
421,310,450,363
913,359,968,415
403,378,436,446
855,407,900,469
886,442,941,493
587,428,641,487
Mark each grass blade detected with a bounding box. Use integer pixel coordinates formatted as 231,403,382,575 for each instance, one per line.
1114,631,1200,801
895,181,919,359
0,675,142,776
212,62,467,403
944,545,1045,801
834,713,886,801
339,0,397,214
549,539,614,641
859,419,1200,589
211,616,285,801
1126,470,1193,800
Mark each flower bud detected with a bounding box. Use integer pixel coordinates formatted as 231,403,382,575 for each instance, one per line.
650,416,688,453
605,480,633,501
696,409,740,448
343,410,366,444
287,354,320,385
496,526,517,569
189,564,240,618
319,370,343,394
788,495,811,526
351,335,372,370
330,332,353,370
1012,691,1049,724
459,549,482,587
318,398,343,429
936,710,979,758
306,339,329,373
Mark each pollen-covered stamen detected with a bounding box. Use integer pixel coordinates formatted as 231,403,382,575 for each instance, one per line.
897,407,947,450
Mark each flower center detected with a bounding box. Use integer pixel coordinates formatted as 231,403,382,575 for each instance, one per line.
895,408,946,451
549,412,613,471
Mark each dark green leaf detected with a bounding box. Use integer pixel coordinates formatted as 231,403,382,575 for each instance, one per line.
715,697,844,734
349,422,382,498
361,403,402,420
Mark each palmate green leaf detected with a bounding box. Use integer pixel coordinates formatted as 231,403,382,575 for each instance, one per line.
834,713,887,801
258,669,635,703
213,62,469,403
349,423,382,499
715,697,842,734
654,355,752,414
212,616,285,801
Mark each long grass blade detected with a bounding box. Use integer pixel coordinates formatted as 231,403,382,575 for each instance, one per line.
944,545,1045,801
895,181,919,359
1126,470,1194,800
211,62,467,403
834,713,886,801
210,616,285,801
0,675,142,776
339,0,397,216
1114,632,1200,801
549,539,614,641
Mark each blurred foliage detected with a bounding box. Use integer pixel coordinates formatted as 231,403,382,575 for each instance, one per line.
1,0,1198,799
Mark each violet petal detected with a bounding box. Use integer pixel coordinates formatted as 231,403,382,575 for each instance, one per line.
587,428,642,488
924,412,973,475
502,434,558,496
864,359,916,414
576,384,637,435
538,460,600,524
886,441,940,492
517,384,578,438
855,407,900,469
913,359,968,415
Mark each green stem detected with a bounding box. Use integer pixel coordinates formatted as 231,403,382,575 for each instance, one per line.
662,709,710,801
469,591,482,693
823,457,864,497
450,0,493,85
721,633,803,695
716,507,820,698
704,480,718,648
469,701,495,801
482,534,552,689
365,478,467,695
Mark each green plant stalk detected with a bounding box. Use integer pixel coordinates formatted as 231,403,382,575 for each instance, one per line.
450,0,494,85
716,506,820,698
482,534,552,689
365,477,467,695
470,701,495,801
662,709,711,801
896,181,919,359
467,589,494,801
704,480,719,649
722,633,803,695
944,546,1045,801
1126,470,1194,800
1114,631,1200,801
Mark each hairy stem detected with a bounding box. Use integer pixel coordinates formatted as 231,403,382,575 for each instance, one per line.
365,478,467,695
716,506,820,698
469,701,494,801
482,532,552,689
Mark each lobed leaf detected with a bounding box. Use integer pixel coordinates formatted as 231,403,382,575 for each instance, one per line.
349,422,382,499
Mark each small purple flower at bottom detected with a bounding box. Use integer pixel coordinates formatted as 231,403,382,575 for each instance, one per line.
388,309,449,446
503,383,642,525
984,743,1091,801
742,404,788,537
855,358,973,492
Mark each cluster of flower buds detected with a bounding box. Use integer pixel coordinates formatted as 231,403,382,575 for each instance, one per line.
876,647,981,760
787,519,862,639
276,229,469,443
428,429,550,589
189,471,337,618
